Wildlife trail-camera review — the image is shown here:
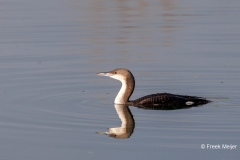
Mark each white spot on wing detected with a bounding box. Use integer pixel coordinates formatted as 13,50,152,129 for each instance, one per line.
186,101,194,105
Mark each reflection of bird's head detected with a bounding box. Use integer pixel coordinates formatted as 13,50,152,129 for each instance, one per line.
96,127,133,139
96,104,135,139
108,134,117,138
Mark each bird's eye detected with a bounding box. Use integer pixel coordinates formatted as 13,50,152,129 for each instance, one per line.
114,72,117,74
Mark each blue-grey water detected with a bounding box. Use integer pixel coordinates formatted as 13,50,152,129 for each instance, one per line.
0,0,240,159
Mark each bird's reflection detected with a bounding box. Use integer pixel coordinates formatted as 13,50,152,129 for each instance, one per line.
96,104,135,139
96,103,203,139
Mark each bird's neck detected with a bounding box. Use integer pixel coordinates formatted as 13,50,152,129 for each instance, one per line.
114,77,135,104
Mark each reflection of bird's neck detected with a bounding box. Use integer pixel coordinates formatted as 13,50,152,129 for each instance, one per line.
115,73,135,104
115,104,134,127
108,105,135,139
96,105,135,139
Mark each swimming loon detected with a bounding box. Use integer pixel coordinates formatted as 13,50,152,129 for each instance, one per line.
96,68,210,108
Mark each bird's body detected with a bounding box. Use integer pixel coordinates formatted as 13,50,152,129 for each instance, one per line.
96,68,210,109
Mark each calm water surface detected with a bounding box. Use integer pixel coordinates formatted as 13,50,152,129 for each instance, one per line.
0,0,240,159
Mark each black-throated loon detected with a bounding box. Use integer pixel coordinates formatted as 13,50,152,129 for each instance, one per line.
96,68,210,108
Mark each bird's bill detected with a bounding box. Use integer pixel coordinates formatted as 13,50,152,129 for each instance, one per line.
96,72,113,77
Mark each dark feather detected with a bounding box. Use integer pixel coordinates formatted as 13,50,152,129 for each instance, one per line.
128,93,210,110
